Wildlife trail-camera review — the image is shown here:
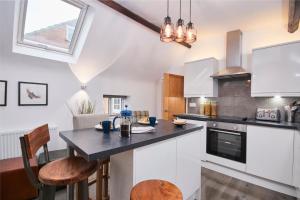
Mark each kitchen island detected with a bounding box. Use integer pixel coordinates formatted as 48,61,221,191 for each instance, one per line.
60,119,203,199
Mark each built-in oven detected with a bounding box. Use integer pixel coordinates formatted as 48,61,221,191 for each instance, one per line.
206,121,247,163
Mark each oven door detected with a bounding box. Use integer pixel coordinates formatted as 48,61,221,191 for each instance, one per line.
206,128,246,163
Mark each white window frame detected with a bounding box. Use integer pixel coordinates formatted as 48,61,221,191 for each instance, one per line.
16,0,88,55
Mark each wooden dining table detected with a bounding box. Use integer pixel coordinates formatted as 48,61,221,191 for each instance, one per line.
59,119,203,200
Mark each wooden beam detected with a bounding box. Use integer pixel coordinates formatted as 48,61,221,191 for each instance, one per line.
97,0,192,48
288,0,300,33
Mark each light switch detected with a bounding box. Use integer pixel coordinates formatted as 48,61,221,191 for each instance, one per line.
189,102,197,107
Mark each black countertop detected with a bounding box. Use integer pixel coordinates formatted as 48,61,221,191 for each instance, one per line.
176,114,300,130
60,119,203,161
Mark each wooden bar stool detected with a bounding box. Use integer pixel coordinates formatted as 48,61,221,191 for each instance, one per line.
130,180,183,200
20,124,97,200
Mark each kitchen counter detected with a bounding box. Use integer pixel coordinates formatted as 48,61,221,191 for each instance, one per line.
60,119,203,161
176,114,300,130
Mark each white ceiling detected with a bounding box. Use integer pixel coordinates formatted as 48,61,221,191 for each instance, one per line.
115,0,288,39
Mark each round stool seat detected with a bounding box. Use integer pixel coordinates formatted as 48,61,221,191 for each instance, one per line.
130,179,183,200
38,156,97,186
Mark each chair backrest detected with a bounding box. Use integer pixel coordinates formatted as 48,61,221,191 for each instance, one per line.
23,124,50,159
133,111,149,122
73,114,109,130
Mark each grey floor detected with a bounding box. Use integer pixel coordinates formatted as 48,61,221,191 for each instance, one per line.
54,167,296,200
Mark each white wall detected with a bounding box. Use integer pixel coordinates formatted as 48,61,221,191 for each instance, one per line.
0,1,158,132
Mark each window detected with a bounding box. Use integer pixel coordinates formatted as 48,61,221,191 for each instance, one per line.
103,95,127,115
17,0,88,54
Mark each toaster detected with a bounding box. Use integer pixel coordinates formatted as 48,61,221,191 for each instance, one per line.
256,108,281,122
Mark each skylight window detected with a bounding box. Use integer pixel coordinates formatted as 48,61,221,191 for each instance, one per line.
17,0,88,55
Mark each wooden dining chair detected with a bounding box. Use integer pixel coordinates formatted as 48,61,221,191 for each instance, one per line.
130,180,183,200
20,124,98,200
73,114,110,200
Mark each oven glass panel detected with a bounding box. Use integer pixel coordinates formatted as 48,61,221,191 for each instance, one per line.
207,128,246,163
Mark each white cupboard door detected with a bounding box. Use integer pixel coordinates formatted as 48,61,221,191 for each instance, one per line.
246,125,294,185
133,139,177,185
177,131,201,199
185,119,207,161
251,41,300,97
184,58,218,97
293,130,300,187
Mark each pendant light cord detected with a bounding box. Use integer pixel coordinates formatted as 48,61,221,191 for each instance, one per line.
189,0,192,22
167,0,169,16
180,0,182,19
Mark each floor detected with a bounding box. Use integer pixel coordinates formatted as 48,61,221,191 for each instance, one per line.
54,167,296,200
201,168,296,200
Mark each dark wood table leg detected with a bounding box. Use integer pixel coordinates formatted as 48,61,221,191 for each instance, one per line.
67,146,75,200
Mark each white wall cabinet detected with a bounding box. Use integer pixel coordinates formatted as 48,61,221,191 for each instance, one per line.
246,125,294,185
251,41,300,97
184,58,218,97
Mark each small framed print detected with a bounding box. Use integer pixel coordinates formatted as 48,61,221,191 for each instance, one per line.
18,82,48,106
0,80,7,106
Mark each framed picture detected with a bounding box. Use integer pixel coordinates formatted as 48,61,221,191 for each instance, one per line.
0,80,7,106
18,82,48,106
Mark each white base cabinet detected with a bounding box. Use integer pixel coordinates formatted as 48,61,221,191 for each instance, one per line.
184,58,218,97
134,139,177,184
110,130,202,200
246,125,294,185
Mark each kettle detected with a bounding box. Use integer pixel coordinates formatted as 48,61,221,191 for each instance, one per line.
113,105,133,137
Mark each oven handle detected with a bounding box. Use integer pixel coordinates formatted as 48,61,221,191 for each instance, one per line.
208,129,242,136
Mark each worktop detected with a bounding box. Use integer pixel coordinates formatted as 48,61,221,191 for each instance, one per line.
60,119,203,161
176,114,300,130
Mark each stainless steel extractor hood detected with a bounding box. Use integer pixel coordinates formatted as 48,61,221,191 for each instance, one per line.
211,30,251,79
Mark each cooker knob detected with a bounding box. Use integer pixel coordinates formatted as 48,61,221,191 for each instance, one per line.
213,123,217,127
233,126,238,131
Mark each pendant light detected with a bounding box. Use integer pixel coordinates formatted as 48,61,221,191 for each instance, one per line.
175,0,185,42
160,0,174,42
185,0,197,43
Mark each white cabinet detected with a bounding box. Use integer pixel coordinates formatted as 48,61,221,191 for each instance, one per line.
246,125,294,185
133,139,177,184
251,41,300,97
184,58,218,97
293,130,300,188
110,128,203,200
177,130,202,199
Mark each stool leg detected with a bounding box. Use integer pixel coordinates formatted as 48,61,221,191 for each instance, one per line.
40,185,55,200
96,162,103,200
67,184,74,200
77,179,89,200
103,161,109,200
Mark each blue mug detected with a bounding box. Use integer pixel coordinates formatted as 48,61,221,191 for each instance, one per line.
149,117,156,127
102,121,111,134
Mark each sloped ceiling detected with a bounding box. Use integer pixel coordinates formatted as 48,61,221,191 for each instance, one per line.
70,0,289,83
69,0,188,83
116,0,288,39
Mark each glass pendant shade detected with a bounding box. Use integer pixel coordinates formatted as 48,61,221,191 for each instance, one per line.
185,22,197,43
175,19,185,42
160,16,174,42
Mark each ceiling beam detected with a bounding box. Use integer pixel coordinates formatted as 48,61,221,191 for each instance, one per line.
288,0,300,33
97,0,192,49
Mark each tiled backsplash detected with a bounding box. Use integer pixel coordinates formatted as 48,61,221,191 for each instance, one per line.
187,78,300,122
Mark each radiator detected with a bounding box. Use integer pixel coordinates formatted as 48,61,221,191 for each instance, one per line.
0,126,65,160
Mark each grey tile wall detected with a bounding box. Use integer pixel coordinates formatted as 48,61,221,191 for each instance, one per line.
187,78,300,122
